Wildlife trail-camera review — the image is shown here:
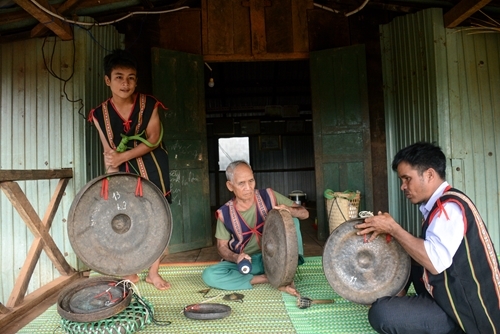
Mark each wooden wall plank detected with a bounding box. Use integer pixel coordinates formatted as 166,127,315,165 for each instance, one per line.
233,1,252,55
201,0,312,61
205,0,235,55
159,10,202,54
266,0,293,53
201,0,209,54
292,0,314,52
243,0,271,54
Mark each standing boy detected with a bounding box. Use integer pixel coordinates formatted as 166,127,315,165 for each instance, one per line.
88,49,171,290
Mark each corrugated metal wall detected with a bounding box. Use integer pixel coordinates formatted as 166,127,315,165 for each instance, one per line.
0,23,122,303
380,8,443,236
82,25,125,181
380,8,500,252
446,28,500,250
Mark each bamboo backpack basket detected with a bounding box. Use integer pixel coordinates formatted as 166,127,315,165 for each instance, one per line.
324,189,361,234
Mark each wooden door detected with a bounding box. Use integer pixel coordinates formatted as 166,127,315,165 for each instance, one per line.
310,45,373,240
151,48,212,253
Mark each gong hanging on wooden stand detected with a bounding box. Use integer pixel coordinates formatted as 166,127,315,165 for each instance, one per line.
58,172,173,323
322,217,411,305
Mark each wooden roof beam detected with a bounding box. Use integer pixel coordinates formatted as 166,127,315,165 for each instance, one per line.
444,0,492,28
31,0,82,38
13,0,73,40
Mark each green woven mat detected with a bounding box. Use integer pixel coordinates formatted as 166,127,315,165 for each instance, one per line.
19,257,378,334
284,256,376,334
19,263,295,334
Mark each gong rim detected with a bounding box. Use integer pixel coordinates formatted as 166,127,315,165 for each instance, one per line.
262,209,298,288
67,172,173,276
57,276,133,322
322,218,410,305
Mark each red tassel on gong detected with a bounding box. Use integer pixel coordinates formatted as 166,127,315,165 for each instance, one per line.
101,178,109,200
135,177,143,197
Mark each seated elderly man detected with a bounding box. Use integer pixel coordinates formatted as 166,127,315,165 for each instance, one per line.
202,160,308,296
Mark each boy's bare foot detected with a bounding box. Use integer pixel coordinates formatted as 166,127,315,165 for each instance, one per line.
122,274,140,284
146,274,171,290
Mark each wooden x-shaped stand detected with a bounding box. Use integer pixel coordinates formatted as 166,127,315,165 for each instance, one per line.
0,169,83,329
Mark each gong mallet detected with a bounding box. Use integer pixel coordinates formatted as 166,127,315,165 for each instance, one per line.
297,296,335,309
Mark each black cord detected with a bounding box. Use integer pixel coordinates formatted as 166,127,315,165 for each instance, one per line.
77,25,113,54
41,29,85,119
40,14,147,122
133,292,172,327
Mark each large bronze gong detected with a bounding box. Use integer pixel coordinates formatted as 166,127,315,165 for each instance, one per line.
262,209,298,288
67,173,173,277
323,218,410,305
